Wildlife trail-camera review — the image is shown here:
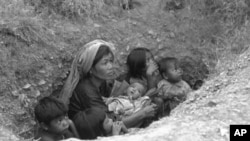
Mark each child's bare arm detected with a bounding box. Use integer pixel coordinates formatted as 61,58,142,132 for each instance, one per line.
68,119,80,138
112,121,122,135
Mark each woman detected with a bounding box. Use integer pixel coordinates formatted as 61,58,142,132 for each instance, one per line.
125,48,161,91
59,40,156,139
123,48,164,119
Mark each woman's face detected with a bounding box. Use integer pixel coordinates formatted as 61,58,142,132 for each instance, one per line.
91,53,115,80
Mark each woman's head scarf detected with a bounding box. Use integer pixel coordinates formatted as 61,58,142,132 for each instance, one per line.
59,39,115,104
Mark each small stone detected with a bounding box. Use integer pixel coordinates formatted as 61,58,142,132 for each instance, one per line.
18,94,26,101
218,127,228,138
18,94,29,107
93,23,101,27
126,46,130,51
33,90,40,98
30,120,36,125
58,63,63,68
131,21,137,25
207,101,217,107
169,32,175,38
148,30,155,35
31,83,37,87
23,84,31,89
38,70,46,74
156,38,161,42
158,44,164,50
12,90,19,97
38,80,46,86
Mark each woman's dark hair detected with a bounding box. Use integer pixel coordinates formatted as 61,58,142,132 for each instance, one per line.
127,48,151,78
92,45,113,67
34,96,68,125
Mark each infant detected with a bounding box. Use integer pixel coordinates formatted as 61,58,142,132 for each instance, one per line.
106,82,151,117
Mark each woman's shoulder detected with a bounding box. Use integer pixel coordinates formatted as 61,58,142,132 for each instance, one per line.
75,79,95,93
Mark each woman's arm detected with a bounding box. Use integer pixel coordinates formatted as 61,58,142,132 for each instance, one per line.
147,75,157,89
122,104,156,128
146,61,161,90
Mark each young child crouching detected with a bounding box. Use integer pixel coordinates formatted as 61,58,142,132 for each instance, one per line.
34,96,79,141
158,57,192,115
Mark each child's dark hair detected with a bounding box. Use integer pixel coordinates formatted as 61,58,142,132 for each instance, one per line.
34,96,68,125
158,57,178,76
127,48,151,78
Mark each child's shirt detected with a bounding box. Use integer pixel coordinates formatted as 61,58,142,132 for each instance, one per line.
157,79,191,109
106,96,151,117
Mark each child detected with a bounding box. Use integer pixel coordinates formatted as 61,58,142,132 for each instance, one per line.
106,82,152,118
34,96,79,141
73,107,128,139
158,57,192,115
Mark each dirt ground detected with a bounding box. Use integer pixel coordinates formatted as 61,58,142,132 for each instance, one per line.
0,0,250,140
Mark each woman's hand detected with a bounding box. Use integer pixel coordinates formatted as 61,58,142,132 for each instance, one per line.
146,60,158,77
142,104,157,118
146,60,160,89
112,121,122,135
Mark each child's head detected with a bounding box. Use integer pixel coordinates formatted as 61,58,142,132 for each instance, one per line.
159,57,183,83
127,82,146,100
34,96,69,135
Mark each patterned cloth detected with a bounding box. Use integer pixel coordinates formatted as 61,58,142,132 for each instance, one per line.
106,96,151,117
